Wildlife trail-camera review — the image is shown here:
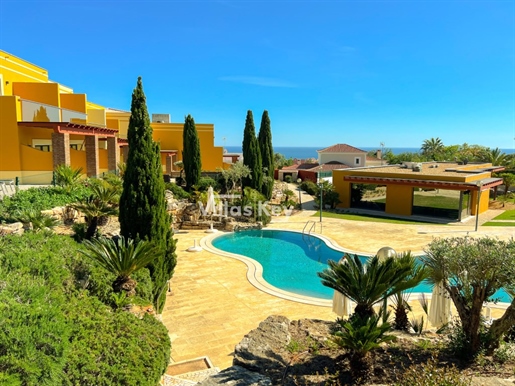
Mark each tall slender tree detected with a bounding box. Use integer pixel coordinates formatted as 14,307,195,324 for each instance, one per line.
119,77,177,313
182,114,202,191
258,110,274,199
242,110,262,192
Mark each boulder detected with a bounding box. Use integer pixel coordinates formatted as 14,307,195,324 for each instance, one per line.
233,315,291,372
0,222,24,235
198,366,271,386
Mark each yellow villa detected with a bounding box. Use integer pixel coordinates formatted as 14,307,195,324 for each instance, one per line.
0,50,226,184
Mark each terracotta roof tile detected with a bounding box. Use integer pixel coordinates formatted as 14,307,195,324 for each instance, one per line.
317,144,366,153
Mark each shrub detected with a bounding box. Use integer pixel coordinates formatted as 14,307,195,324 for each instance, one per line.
194,176,220,192
0,233,170,384
165,182,191,200
394,358,472,386
284,175,292,183
300,180,318,196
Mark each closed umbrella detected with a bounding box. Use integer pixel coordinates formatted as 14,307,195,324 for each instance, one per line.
332,256,351,317
428,281,452,328
204,186,218,233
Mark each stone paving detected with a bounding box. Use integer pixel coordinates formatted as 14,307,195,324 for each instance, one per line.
161,203,515,371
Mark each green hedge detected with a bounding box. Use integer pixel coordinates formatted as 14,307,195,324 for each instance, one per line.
0,233,170,385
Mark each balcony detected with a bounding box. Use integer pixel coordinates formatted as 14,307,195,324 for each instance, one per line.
20,99,106,127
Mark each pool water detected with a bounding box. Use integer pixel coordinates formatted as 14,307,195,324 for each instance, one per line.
211,229,511,303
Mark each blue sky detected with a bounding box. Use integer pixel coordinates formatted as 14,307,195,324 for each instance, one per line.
1,0,514,149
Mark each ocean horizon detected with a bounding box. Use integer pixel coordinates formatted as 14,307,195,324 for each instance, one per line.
224,146,515,160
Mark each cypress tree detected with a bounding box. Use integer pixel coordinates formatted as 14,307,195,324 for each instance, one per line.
182,114,202,191
258,110,274,199
119,77,177,313
242,110,262,191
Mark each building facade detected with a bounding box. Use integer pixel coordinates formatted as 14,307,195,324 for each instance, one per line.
0,50,225,184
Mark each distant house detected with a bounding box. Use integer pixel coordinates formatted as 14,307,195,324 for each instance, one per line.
317,144,368,167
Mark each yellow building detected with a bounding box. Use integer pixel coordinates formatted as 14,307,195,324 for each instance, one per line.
0,50,225,184
333,162,504,220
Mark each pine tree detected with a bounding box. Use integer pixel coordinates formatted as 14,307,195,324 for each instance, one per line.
119,77,177,313
258,110,274,199
242,110,262,192
182,114,202,191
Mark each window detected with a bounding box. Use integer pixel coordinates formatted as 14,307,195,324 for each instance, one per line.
355,157,361,165
70,144,79,150
35,145,50,152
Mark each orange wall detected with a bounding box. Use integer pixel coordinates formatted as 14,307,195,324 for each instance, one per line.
385,185,413,216
12,82,60,107
60,93,87,113
70,148,87,171
19,145,53,171
0,96,22,171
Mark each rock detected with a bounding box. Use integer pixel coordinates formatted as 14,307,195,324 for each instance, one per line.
0,222,24,235
198,365,272,386
471,377,515,386
233,315,291,372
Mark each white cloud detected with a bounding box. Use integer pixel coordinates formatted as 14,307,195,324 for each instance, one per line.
219,76,298,88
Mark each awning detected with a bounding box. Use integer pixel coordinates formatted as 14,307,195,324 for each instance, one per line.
18,122,118,137
343,176,503,191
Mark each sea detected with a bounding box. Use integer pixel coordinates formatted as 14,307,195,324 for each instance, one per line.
224,146,515,160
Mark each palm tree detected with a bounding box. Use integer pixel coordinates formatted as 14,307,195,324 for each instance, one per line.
420,137,444,161
318,253,427,319
72,182,119,240
332,312,395,383
54,164,83,193
81,236,158,295
484,148,508,166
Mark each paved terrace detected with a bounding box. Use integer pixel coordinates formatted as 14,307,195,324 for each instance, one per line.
161,206,514,370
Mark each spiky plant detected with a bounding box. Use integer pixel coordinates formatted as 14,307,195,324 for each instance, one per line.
80,236,158,295
333,312,395,384
318,253,428,320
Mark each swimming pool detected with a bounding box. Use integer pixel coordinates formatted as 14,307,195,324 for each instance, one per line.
209,229,512,304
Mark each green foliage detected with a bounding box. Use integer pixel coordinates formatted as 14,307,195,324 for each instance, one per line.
284,175,292,183
318,252,427,319
182,114,202,191
421,137,445,161
242,187,271,225
500,173,515,195
54,164,83,192
333,312,395,383
423,237,515,354
119,77,177,313
258,110,274,199
394,358,472,386
0,186,92,222
314,181,341,209
242,110,263,192
217,161,251,193
300,180,318,196
165,182,191,200
0,233,169,385
9,208,59,230
81,236,158,294
194,176,220,192
274,152,294,169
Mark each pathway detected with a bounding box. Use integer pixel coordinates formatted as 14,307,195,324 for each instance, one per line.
161,208,514,370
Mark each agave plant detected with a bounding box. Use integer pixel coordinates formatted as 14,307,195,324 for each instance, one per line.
10,208,59,231
80,236,158,295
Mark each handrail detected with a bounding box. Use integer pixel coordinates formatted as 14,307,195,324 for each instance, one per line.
302,220,323,235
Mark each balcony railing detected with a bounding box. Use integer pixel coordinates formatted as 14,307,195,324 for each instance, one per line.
19,99,105,127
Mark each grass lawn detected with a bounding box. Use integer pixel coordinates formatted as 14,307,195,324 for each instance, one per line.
483,221,515,227
492,210,515,220
313,211,440,225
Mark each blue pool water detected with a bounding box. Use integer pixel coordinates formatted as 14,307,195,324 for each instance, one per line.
211,229,512,303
